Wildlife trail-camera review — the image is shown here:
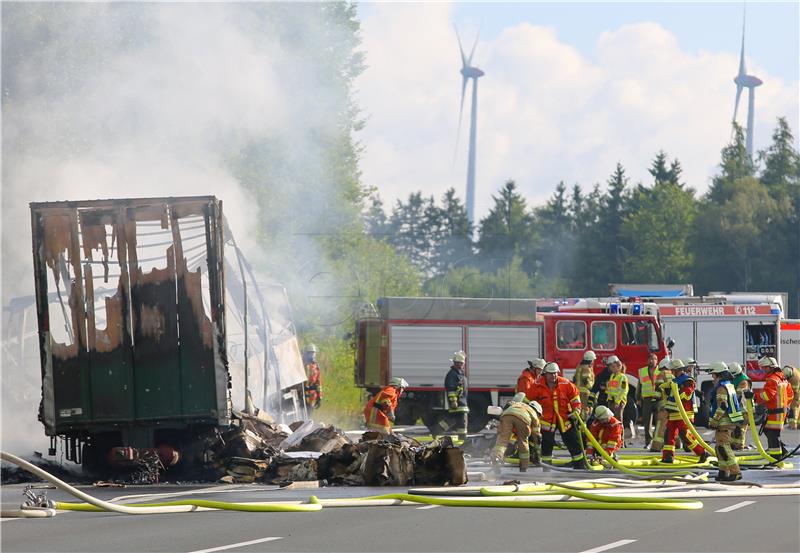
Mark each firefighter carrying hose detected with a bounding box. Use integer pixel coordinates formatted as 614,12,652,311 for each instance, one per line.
729,362,751,450
660,358,709,463
752,356,794,457
491,393,543,472
364,377,409,434
531,362,588,469
437,351,469,439
574,351,596,420
709,361,745,481
783,365,800,430
649,357,674,452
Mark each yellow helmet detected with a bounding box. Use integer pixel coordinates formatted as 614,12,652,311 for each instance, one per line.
451,351,467,363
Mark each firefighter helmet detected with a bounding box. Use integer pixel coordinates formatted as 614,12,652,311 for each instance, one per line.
594,405,613,421
669,358,686,371
728,362,743,376
709,361,729,374
451,351,467,363
512,392,527,403
389,377,409,389
583,351,597,362
783,366,795,379
543,362,560,374
658,356,672,370
607,355,621,365
530,400,543,416
528,358,546,369
306,343,318,353
758,356,779,369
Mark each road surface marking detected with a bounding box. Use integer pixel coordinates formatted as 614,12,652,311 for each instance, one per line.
187,536,282,553
715,500,756,513
579,539,637,553
415,504,440,510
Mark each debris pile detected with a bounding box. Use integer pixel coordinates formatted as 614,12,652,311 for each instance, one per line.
195,414,467,487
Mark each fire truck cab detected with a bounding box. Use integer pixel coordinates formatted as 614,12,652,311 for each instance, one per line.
355,297,668,433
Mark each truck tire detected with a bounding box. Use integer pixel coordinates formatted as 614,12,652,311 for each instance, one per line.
467,394,490,433
695,384,712,428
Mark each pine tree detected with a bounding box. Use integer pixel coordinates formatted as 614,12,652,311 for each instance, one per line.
476,180,537,274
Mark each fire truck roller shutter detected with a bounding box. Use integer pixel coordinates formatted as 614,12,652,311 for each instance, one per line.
466,326,542,389
663,320,695,362
389,325,464,387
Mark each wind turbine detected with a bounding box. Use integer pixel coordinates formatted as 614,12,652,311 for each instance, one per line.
733,15,762,159
455,28,484,226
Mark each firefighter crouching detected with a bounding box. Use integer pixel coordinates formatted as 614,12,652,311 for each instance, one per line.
585,405,623,464
492,393,543,472
660,358,708,463
709,361,745,482
753,356,794,457
574,351,596,420
783,365,800,430
517,358,546,400
531,362,589,469
437,351,469,439
649,357,674,452
728,362,751,449
364,377,409,434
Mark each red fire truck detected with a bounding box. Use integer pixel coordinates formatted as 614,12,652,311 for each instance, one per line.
355,297,668,432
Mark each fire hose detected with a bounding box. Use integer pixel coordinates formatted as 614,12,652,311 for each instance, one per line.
572,414,702,478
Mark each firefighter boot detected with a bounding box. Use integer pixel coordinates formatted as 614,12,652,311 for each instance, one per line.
698,451,710,464
662,452,674,464
519,458,529,473
715,470,728,482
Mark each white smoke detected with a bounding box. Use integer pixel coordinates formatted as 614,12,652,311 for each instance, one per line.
1,3,360,456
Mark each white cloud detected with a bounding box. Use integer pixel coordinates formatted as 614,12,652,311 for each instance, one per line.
356,7,800,218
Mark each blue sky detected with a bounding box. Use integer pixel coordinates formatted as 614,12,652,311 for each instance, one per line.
356,2,799,217
446,2,799,84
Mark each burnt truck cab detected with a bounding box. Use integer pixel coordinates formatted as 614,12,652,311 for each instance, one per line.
355,297,668,434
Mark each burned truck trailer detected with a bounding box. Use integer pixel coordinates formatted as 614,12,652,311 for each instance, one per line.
30,196,230,471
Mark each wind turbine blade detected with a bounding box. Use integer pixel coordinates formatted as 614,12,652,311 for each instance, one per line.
468,31,480,65
738,31,746,76
453,75,468,165
454,25,467,67
733,84,743,122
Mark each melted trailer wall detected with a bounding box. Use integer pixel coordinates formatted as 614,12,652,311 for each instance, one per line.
30,197,228,437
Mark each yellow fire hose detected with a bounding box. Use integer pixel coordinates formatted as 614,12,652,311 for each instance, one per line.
361,492,703,510
573,415,702,478
744,398,790,467
478,483,701,505
670,382,715,455
54,498,323,513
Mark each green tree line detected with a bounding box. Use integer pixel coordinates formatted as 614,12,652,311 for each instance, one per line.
365,120,800,318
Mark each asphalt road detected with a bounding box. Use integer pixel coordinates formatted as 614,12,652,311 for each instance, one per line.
3,426,800,553
3,472,799,553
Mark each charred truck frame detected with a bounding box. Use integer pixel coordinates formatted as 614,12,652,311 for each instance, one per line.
30,197,229,472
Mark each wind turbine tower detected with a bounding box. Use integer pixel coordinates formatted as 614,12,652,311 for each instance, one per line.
456,30,484,225
733,16,762,159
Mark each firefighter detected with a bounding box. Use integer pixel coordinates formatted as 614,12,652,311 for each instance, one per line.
729,362,751,449
363,377,409,434
709,361,745,481
303,343,322,410
437,351,469,439
660,359,708,463
492,393,543,472
574,351,596,420
585,405,623,462
531,362,588,469
752,357,794,457
516,358,545,400
605,355,628,423
649,357,674,452
636,352,662,448
783,365,800,430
